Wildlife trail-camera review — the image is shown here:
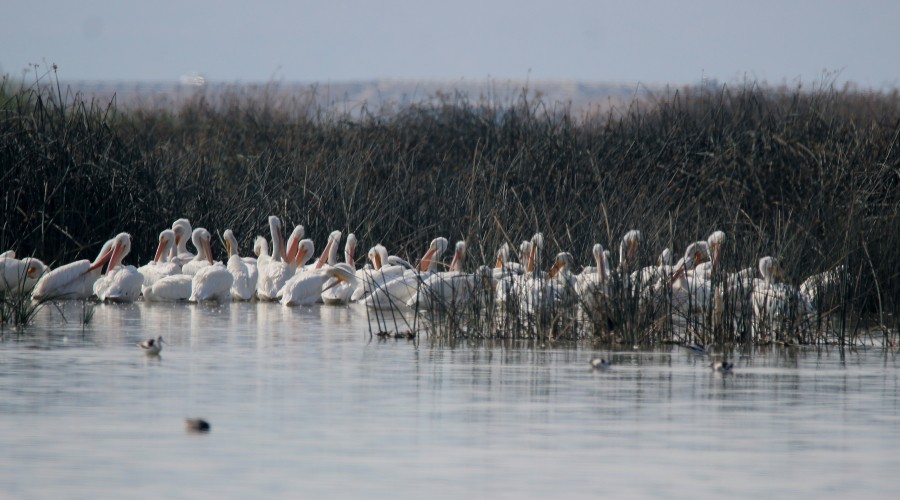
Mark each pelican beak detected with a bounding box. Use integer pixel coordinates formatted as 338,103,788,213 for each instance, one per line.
449,249,460,272
203,237,213,264
548,259,564,278
712,244,721,270
27,265,37,277
285,237,299,265
153,238,167,263
316,238,335,269
527,245,537,273
494,254,503,269
225,239,232,258
347,248,355,268
87,245,114,273
373,252,382,270
295,246,308,267
669,260,686,284
418,245,437,272
108,241,127,274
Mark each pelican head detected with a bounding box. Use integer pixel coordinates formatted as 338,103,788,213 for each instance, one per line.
192,228,213,264
758,256,783,283
294,239,315,268
154,229,176,263
171,219,192,256
105,233,132,273
659,248,673,267
253,235,269,258
267,216,285,261
316,230,342,269
23,257,47,281
707,231,726,270
619,229,642,270
284,225,305,264
449,241,466,272
495,242,510,268
592,244,609,282
418,237,448,272
345,233,357,267
548,252,574,278
370,244,389,270
223,229,239,258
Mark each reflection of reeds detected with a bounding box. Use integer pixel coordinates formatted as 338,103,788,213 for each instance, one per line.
2,71,898,343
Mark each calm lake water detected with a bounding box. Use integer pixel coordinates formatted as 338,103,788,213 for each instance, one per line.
1,301,898,498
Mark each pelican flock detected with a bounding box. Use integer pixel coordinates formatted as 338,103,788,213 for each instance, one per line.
4,217,849,343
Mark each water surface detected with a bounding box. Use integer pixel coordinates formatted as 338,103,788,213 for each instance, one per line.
1,302,897,498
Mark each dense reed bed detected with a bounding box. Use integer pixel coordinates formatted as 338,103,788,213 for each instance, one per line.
1,72,898,343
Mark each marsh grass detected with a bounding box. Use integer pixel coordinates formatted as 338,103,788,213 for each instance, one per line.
2,71,898,343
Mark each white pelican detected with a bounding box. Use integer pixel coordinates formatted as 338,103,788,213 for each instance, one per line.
751,256,812,340
632,248,672,289
800,264,847,309
137,229,181,286
406,241,481,310
281,239,358,306
181,228,215,276
348,244,407,302
520,251,578,316
577,243,612,320
94,233,143,302
169,219,195,266
322,233,358,305
618,229,642,273
257,217,301,301
364,237,448,309
223,229,258,301
281,263,358,307
663,241,713,315
0,255,47,294
188,229,233,302
142,274,192,302
278,239,316,305
298,230,341,275
32,238,116,300
690,231,726,281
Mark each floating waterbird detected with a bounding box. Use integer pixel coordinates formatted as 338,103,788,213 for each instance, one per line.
184,418,211,433
711,360,734,373
138,336,167,355
589,357,610,369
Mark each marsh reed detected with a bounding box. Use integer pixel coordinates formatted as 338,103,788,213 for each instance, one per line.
2,71,898,344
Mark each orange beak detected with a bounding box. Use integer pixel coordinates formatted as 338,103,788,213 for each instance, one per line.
373,251,382,270
295,246,308,267
203,237,213,264
494,254,503,269
105,242,124,273
527,245,537,273
153,238,167,263
316,238,335,269
418,245,437,272
548,259,564,278
285,237,299,265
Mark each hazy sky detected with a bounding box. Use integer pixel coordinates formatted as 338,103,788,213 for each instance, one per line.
2,0,898,88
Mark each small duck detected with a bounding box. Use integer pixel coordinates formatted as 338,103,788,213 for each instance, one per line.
184,418,211,433
711,360,734,373
138,336,167,356
589,357,611,370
